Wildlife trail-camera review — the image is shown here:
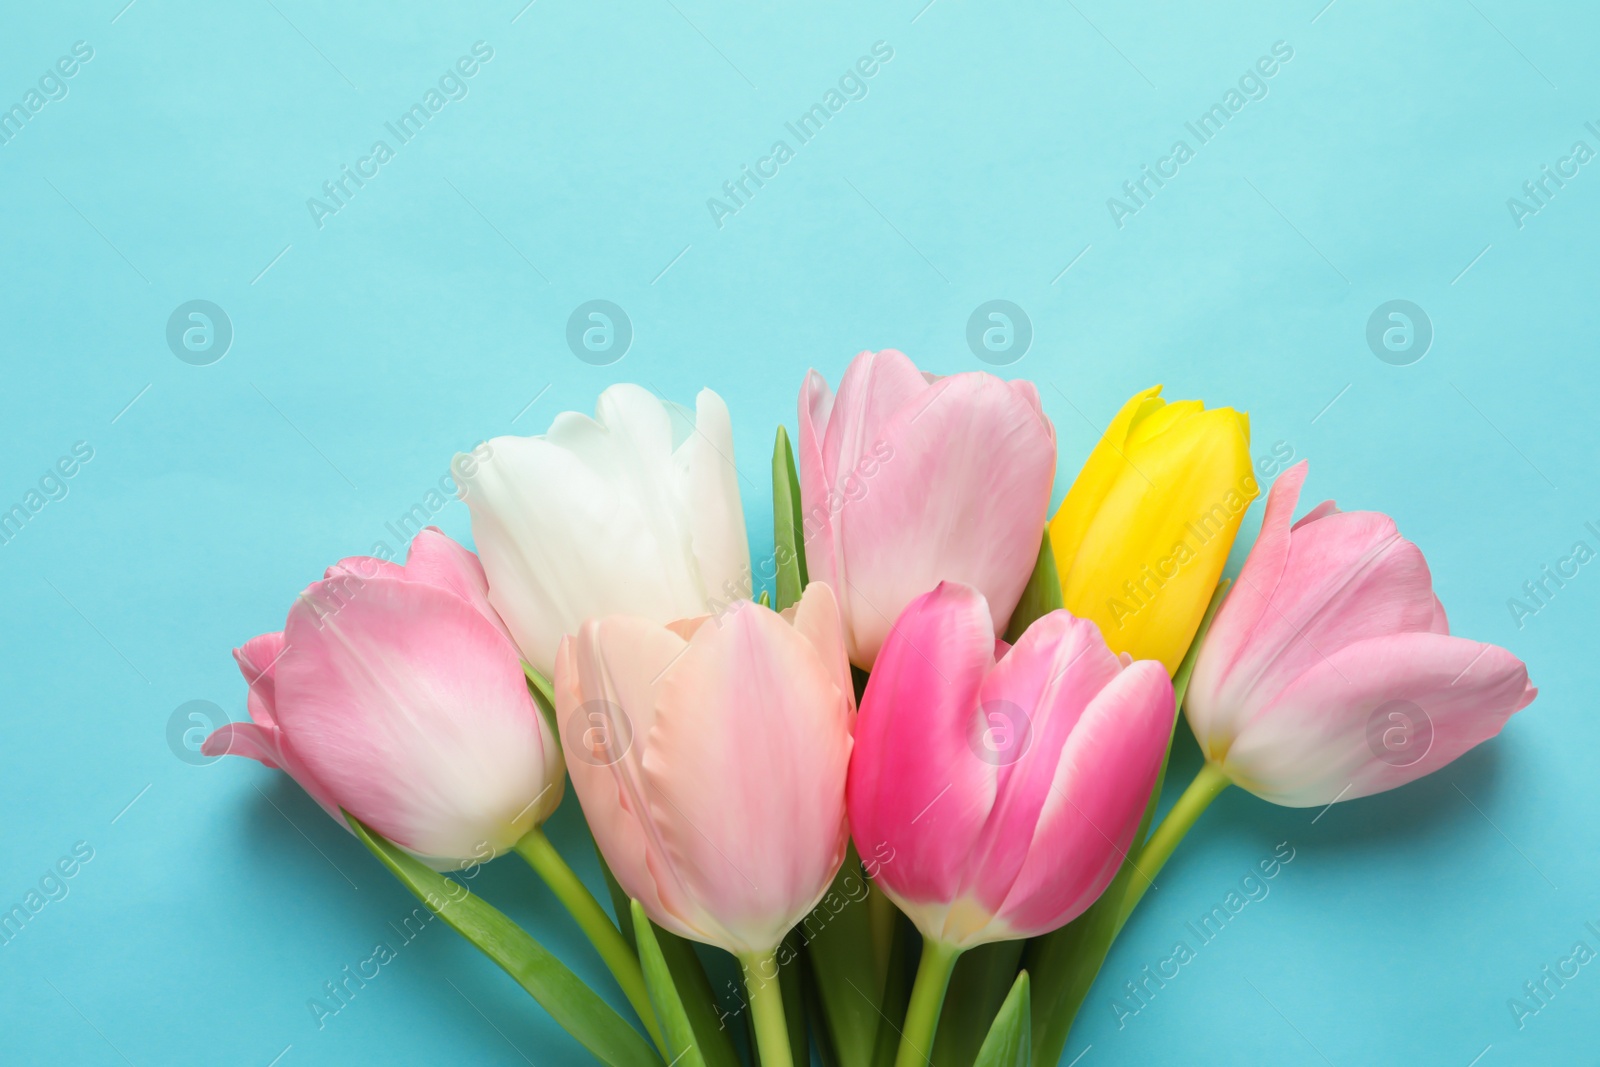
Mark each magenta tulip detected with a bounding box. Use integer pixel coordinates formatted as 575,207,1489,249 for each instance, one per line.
798,349,1056,669
847,581,1173,948
1185,461,1537,807
204,528,563,865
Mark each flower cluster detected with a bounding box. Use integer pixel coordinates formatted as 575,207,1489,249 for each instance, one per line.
207,351,1535,1067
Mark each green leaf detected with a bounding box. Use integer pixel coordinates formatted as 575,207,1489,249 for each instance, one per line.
869,914,915,1067
801,847,881,1067
930,939,1024,1067
349,816,660,1067
1002,533,1063,644
772,426,810,611
600,846,740,1067
973,972,1031,1067
1025,579,1231,1066
632,901,708,1067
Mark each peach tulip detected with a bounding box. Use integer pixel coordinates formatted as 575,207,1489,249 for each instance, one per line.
554,582,854,957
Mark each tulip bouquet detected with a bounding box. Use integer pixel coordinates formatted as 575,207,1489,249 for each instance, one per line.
208,351,1535,1067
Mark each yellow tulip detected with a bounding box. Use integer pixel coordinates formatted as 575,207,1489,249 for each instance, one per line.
1048,385,1256,675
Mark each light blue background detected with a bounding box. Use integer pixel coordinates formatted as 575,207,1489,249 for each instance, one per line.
1,1,1594,1063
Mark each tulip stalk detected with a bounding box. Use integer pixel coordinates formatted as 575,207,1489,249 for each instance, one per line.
1115,762,1233,931
896,941,963,1067
513,828,667,1054
739,950,794,1067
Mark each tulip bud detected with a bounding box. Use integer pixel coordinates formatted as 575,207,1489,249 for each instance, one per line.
1186,462,1537,806
846,582,1173,948
455,384,751,677
555,583,854,956
1049,385,1255,675
203,529,564,865
797,349,1056,670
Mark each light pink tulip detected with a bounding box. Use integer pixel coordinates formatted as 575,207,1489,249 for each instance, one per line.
1185,461,1537,807
204,528,563,864
798,350,1057,669
554,583,854,956
847,582,1173,947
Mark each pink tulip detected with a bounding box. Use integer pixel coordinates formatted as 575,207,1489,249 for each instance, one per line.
798,349,1056,669
554,582,855,956
847,582,1173,947
1185,461,1537,807
204,528,563,864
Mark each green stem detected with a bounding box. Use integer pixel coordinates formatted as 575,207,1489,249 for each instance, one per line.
1115,761,1233,933
894,940,963,1067
739,949,794,1067
514,829,667,1055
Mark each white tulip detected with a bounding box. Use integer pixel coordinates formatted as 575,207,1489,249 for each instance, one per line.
454,384,751,677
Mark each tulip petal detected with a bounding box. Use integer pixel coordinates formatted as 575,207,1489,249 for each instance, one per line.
957,611,1124,908
557,617,700,942
1221,632,1536,806
682,389,752,612
848,583,999,917
275,577,557,861
395,526,515,642
461,385,748,676
995,659,1172,935
643,600,851,954
828,372,1055,666
787,582,856,716
233,631,287,726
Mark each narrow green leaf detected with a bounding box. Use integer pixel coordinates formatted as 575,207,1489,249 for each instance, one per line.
801,847,881,1067
973,972,1031,1067
632,901,708,1067
600,844,741,1067
868,915,914,1067
1025,579,1231,1066
930,939,1024,1067
349,817,660,1067
1002,533,1063,644
772,425,809,611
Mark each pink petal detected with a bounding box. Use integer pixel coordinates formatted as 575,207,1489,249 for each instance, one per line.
1191,462,1440,751
396,527,515,644
955,611,1124,915
232,631,287,726
1222,632,1536,806
644,599,853,953
558,617,707,943
275,576,556,861
997,660,1172,934
848,583,999,909
786,581,856,716
823,370,1056,666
